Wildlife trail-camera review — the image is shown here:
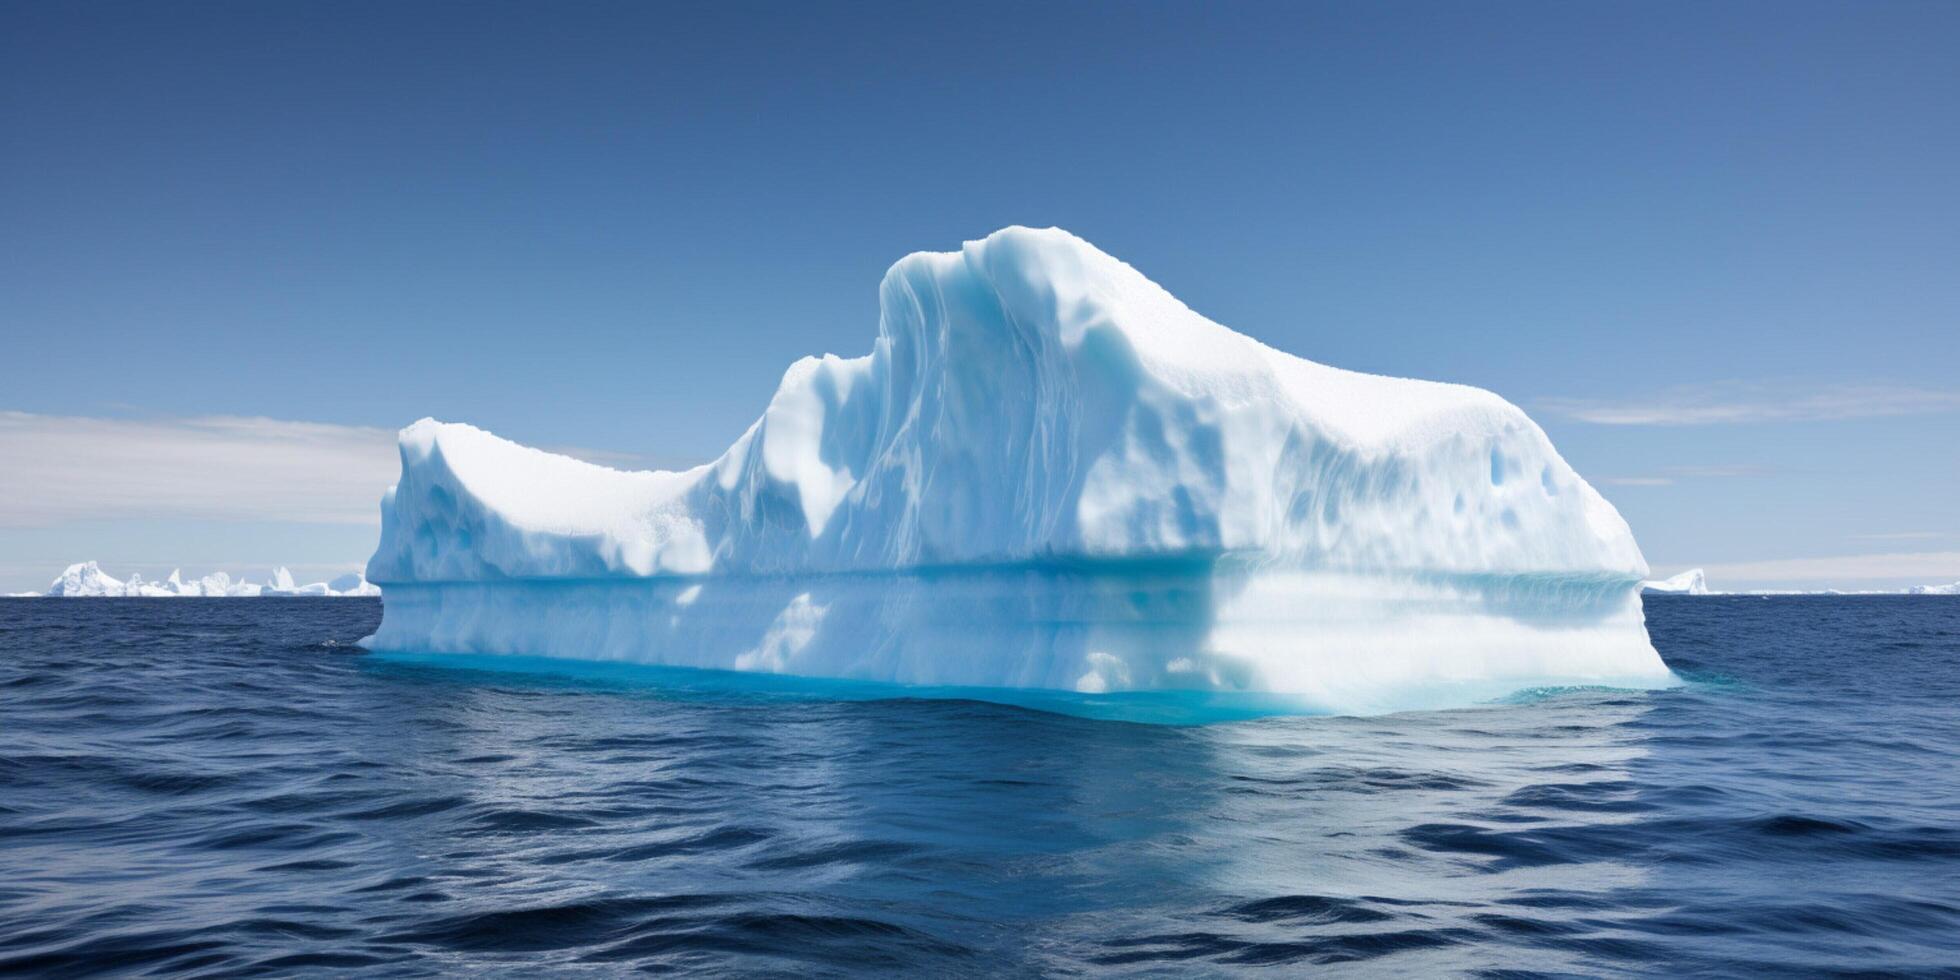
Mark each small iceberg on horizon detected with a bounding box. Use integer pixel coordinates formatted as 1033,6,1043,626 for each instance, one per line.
28,560,380,597
1642,568,1711,595
360,227,1675,717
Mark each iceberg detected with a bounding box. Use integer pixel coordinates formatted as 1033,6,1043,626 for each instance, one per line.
186,571,261,598
261,566,345,596
124,572,179,597
1641,568,1711,595
32,561,377,597
1907,581,1960,596
45,561,127,597
326,572,383,597
361,227,1675,715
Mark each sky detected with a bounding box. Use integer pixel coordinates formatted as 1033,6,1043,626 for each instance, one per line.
2,1,1957,592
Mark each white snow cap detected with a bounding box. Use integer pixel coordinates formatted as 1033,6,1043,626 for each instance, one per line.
361,227,1674,713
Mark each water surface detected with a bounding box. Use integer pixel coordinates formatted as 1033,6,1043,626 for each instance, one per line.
2,596,1956,975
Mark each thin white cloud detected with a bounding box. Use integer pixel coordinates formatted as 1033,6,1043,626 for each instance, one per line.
1542,383,1960,426
1700,550,1960,583
1667,464,1773,478
1598,463,1769,487
0,412,400,527
0,412,662,528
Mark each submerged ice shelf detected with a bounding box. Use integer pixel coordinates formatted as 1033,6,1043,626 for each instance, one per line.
362,227,1674,716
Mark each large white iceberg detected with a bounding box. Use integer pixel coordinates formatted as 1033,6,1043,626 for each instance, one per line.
362,227,1674,714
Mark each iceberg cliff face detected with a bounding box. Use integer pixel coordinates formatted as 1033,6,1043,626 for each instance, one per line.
364,227,1672,714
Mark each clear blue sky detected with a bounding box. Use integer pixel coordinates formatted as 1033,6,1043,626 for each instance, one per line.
3,1,1957,591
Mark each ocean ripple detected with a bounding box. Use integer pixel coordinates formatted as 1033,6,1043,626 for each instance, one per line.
1,595,1957,975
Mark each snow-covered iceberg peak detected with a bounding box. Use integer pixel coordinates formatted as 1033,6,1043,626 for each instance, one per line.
364,227,1672,715
29,561,378,597
47,561,125,597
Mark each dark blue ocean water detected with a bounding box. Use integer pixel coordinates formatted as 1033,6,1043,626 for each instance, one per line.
2,597,1957,976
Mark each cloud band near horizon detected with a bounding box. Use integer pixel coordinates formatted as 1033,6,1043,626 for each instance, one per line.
1541,383,1960,426
0,411,400,527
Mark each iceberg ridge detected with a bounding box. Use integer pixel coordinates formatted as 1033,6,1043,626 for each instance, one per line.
363,227,1673,715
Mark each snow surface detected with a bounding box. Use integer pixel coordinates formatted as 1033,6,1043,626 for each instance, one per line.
362,226,1676,715
34,561,378,597
1642,568,1711,595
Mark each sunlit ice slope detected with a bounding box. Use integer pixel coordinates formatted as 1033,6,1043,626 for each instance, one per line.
363,227,1673,716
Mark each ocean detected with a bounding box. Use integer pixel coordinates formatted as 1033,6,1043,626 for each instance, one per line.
2,596,1956,976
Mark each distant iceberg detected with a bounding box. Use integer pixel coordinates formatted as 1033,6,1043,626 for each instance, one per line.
32,561,378,597
44,561,134,597
1632,568,1960,596
361,227,1675,715
1642,568,1711,595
